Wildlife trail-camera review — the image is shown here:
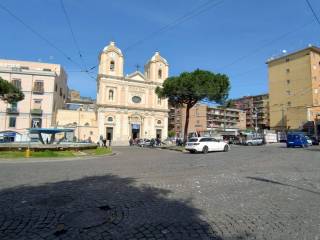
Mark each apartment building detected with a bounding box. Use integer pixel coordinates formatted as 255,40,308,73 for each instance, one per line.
169,104,246,137
233,94,270,130
267,46,320,133
0,59,68,141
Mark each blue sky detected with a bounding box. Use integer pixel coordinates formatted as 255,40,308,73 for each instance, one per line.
1,0,320,99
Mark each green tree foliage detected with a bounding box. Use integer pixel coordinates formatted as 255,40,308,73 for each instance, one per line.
156,69,230,142
220,99,235,108
168,130,176,138
0,77,24,104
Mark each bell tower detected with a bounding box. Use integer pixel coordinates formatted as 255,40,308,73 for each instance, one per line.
98,41,124,77
144,51,169,83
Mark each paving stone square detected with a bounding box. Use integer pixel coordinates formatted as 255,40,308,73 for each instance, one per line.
0,145,319,239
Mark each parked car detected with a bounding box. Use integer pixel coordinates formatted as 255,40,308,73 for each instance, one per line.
185,137,230,154
286,133,309,148
244,138,263,146
309,136,319,145
305,136,313,146
138,139,151,147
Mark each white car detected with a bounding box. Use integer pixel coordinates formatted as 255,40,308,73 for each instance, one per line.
185,137,230,154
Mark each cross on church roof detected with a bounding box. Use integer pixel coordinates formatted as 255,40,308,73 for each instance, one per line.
135,64,140,72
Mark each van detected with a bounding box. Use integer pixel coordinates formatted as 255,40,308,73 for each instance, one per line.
286,133,309,148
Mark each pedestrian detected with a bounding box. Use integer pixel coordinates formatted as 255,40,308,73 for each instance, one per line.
129,138,133,146
150,138,155,147
156,137,161,146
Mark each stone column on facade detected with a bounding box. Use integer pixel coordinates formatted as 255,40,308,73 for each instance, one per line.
140,116,144,139
125,86,129,107
98,109,105,140
114,112,121,144
150,115,155,138
163,113,168,140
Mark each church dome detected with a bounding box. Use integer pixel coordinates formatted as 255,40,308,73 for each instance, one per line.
102,41,123,56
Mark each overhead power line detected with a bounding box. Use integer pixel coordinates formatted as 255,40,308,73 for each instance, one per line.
216,21,313,71
305,0,320,27
0,2,82,69
60,0,88,72
88,0,225,72
124,0,224,52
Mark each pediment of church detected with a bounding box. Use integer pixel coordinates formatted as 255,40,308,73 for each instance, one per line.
127,71,145,81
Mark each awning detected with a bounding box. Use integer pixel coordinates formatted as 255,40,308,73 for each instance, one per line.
0,131,18,137
28,128,74,134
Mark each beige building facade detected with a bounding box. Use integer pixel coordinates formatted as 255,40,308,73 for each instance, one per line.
0,59,67,141
97,42,169,145
169,103,246,138
233,94,270,129
56,41,169,145
267,46,320,131
56,109,98,143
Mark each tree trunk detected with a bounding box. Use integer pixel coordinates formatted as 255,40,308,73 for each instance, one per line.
183,104,191,144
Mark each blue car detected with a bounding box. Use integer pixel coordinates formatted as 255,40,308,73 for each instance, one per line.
286,133,309,148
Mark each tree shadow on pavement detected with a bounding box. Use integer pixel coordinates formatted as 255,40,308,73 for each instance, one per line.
0,174,251,240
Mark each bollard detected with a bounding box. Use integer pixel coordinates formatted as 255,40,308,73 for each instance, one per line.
25,148,31,158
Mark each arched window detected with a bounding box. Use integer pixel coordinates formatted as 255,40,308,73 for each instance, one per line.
158,69,162,79
110,61,115,71
109,89,114,101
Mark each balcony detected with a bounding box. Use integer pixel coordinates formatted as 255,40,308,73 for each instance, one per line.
32,87,44,94
31,109,43,115
6,108,19,114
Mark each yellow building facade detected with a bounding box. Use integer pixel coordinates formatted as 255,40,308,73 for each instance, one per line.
267,46,320,130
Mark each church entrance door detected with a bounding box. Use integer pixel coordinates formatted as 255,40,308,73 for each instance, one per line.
131,124,140,139
106,127,113,141
156,129,162,139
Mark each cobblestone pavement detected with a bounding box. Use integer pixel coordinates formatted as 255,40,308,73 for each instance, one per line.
0,145,319,239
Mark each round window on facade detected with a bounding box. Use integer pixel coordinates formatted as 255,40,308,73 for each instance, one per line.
157,120,161,125
108,117,113,122
132,96,142,103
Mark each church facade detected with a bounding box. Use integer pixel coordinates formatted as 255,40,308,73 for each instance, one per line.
57,41,169,145
97,42,169,145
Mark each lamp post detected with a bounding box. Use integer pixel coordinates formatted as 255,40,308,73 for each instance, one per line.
254,107,258,134
315,113,320,141
77,108,80,142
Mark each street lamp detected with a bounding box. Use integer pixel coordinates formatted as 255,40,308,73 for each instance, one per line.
253,107,258,134
315,113,320,141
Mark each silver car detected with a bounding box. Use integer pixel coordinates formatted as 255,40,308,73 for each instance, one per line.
244,138,263,146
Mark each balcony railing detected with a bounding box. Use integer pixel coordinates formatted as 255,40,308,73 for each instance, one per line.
31,109,43,115
32,87,44,94
6,108,19,114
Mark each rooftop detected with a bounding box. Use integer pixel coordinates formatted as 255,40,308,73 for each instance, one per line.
266,45,320,64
